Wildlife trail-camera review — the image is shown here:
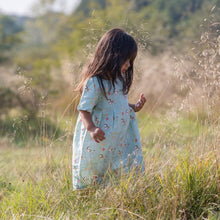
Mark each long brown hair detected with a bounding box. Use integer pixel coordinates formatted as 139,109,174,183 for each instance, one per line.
76,28,137,97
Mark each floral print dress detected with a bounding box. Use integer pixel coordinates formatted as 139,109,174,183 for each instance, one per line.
72,76,144,189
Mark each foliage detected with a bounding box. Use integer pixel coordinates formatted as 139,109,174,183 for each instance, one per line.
0,114,63,146
0,0,218,61
0,14,24,62
67,0,218,54
174,5,220,113
0,1,220,218
5,12,65,118
75,0,107,15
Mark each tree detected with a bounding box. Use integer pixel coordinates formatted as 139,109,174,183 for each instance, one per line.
0,14,24,62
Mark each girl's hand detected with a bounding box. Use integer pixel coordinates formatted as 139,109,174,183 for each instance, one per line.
135,93,146,112
79,110,105,143
88,127,106,143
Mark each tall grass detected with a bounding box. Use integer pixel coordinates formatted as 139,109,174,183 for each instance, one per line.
0,5,220,220
0,113,219,219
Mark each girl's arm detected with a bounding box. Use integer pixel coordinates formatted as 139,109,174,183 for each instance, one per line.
79,110,105,143
129,93,146,112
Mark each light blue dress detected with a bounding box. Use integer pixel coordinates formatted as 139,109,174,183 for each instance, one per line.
72,76,144,189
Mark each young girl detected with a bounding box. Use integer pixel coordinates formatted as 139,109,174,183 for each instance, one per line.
72,28,146,189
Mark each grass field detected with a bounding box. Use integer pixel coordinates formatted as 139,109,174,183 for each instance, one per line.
0,112,219,219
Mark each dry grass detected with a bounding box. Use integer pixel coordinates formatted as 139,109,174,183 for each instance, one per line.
0,7,220,219
0,111,220,219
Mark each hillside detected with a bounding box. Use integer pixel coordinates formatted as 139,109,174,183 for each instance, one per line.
0,0,219,118
0,0,219,61
73,0,219,51
0,3,219,218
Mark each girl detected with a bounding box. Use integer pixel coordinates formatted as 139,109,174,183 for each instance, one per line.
72,28,146,189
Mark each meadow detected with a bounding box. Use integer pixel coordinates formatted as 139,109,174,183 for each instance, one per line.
0,1,219,219
0,110,219,219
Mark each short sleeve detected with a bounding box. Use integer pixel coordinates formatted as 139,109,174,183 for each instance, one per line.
77,77,101,113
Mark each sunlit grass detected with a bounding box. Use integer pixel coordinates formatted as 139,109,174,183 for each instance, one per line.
0,113,219,219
